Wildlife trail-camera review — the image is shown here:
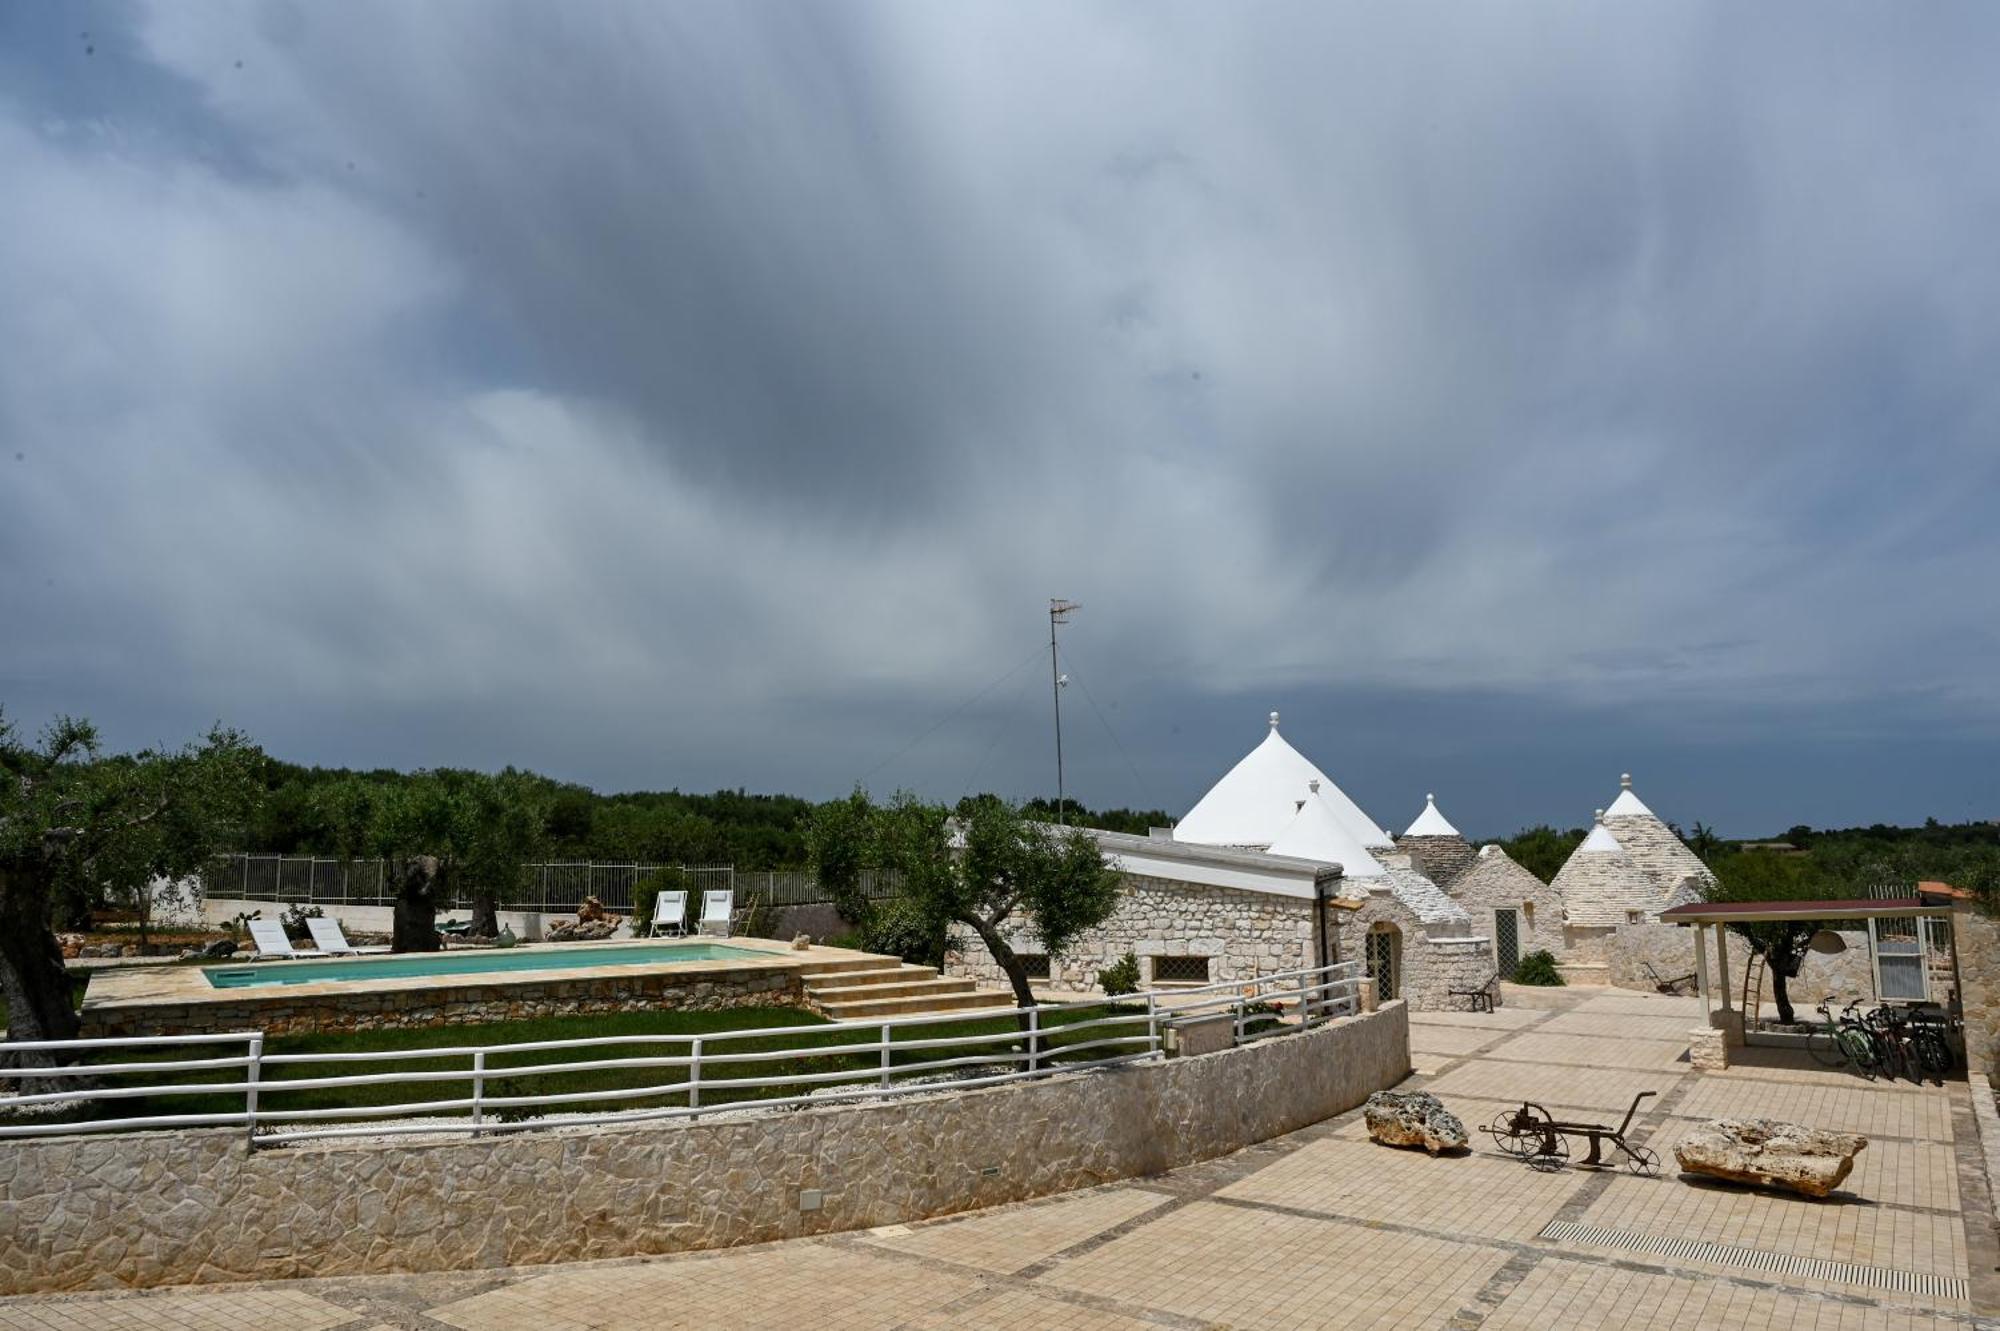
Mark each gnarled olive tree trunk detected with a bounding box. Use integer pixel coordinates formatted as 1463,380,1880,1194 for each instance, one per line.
0,862,83,1086
391,856,444,953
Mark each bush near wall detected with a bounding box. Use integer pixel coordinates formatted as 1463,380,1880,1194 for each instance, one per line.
1512,950,1564,986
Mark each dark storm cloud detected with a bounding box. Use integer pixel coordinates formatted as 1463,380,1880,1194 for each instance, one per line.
2,1,1998,834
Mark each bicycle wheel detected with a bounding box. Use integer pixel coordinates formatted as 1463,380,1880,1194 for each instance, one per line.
1808,1025,1847,1067
1836,1025,1879,1079
1913,1029,1952,1081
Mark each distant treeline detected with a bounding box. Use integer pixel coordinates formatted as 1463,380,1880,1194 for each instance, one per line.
246,758,1996,892
1492,817,2000,893
248,760,1173,869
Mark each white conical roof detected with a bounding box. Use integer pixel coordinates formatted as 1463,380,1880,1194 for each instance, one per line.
1173,712,1392,850
1605,772,1652,817
1268,785,1387,877
1578,818,1624,854
1403,793,1460,838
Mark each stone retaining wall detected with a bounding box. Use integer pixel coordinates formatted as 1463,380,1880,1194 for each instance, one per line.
0,1002,1410,1293
80,964,802,1039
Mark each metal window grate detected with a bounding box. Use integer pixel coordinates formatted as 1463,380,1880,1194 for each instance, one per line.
1538,1220,1967,1301
1495,909,1520,973
1017,953,1051,980
1152,955,1210,984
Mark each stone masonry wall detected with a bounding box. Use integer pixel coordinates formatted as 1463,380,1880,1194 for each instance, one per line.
1954,907,2000,1078
80,965,803,1039
0,1002,1411,1293
945,874,1315,990
1601,924,1876,1010
1326,891,1496,1013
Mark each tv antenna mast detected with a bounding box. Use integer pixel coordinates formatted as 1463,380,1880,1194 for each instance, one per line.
1049,599,1079,824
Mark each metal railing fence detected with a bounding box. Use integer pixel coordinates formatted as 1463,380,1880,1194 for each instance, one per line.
206,855,900,914
0,961,1362,1145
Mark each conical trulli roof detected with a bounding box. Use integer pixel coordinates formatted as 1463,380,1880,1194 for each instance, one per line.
1602,773,1713,898
1403,794,1460,838
1450,843,1548,903
1174,712,1392,850
1267,784,1387,878
1553,812,1662,926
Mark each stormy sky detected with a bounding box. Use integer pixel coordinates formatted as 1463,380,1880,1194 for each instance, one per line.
3,2,1997,839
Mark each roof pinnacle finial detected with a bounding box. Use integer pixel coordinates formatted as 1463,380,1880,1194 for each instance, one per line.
1426,792,1436,804
1621,773,1632,789
1309,779,1320,793
1269,710,1280,730
1594,808,1606,823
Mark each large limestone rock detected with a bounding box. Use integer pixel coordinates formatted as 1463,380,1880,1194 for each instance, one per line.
1674,1118,1866,1197
1364,1090,1468,1155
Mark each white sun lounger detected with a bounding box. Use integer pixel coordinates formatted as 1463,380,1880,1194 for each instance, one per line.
699,890,735,938
247,919,321,960
646,890,689,938
306,917,392,956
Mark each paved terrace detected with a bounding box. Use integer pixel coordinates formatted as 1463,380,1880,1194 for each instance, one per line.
6,986,1995,1330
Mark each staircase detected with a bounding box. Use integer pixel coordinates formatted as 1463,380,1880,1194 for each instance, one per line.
800,956,1013,1021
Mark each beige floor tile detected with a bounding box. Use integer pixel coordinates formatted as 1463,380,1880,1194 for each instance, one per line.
855,1186,1169,1274
0,1289,354,1331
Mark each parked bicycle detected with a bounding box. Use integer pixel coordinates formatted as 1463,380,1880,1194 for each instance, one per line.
1808,995,1955,1084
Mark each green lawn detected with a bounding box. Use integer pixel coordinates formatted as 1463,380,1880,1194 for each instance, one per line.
45,1002,1149,1131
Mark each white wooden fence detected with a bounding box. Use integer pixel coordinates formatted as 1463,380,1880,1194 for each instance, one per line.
0,962,1362,1146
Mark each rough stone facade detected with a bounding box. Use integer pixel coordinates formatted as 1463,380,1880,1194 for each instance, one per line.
1553,837,1659,929
1323,887,1496,1012
1396,834,1475,889
79,966,802,1039
0,1002,1411,1293
1954,906,2000,1078
945,874,1316,990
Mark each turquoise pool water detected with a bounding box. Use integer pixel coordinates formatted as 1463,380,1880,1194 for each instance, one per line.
202,941,770,989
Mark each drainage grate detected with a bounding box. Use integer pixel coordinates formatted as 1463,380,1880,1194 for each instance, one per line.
1538,1219,1967,1303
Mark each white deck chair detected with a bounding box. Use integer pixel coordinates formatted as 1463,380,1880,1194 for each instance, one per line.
306,917,391,956
247,919,319,960
699,890,735,938
646,890,689,938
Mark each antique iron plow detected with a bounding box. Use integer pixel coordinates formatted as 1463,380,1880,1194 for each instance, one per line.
1484,1090,1660,1174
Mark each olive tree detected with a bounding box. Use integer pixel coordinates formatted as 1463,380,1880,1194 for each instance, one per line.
0,713,260,1062
811,792,1121,1009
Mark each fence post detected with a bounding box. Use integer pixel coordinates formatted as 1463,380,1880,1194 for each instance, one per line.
1028,1006,1042,1074
471,1050,486,1134
1299,970,1313,1028
688,1037,702,1115
1146,992,1160,1056
244,1033,263,1147
1234,997,1245,1045
880,1022,894,1088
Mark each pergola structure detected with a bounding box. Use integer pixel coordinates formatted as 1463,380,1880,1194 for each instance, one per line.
1658,892,1960,1066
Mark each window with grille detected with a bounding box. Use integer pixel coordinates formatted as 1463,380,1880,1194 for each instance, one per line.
1152,955,1210,984
1016,953,1051,980
1365,928,1398,1001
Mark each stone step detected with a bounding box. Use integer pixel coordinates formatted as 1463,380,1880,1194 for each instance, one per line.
794,954,905,978
808,976,976,1002
813,988,1014,1020
801,963,941,989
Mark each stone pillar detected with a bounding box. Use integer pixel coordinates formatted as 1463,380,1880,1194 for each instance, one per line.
1358,977,1379,1014
1955,903,2000,1078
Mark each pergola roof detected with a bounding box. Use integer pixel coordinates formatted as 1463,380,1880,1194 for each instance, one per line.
1658,897,1951,925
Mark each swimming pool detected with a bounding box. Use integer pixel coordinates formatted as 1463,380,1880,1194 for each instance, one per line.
203,941,770,989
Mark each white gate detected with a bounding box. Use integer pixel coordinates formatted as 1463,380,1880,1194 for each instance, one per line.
1870,916,1929,1001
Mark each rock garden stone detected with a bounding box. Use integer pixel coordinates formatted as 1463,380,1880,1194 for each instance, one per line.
1673,1118,1866,1197
1364,1090,1468,1154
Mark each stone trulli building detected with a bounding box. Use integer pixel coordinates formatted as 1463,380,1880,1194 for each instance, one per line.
944,712,1499,1011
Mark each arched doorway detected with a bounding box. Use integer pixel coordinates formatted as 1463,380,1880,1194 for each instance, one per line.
1365,922,1401,1002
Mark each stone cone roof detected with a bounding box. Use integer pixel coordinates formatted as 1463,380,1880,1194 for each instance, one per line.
1174,711,1392,850
1268,786,1387,877
1450,843,1550,903
1403,794,1460,838
1553,814,1662,927
1602,774,1714,899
